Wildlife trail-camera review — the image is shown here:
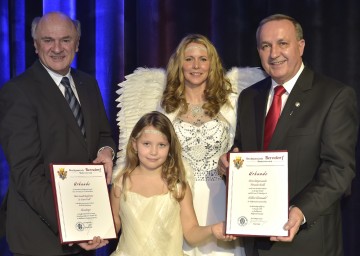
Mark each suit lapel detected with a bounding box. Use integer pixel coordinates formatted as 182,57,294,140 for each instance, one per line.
269,67,314,149
71,70,91,149
32,61,87,149
254,78,271,149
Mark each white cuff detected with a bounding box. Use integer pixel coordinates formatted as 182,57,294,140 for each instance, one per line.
98,146,115,160
289,205,306,225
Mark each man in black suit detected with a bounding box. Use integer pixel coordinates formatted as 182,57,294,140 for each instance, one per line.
219,14,358,256
0,12,116,255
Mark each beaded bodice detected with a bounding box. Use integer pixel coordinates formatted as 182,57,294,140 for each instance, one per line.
173,115,230,181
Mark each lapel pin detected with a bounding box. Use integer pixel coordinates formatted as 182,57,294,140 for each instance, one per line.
290,102,301,116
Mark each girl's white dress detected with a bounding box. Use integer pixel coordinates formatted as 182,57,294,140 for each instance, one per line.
110,188,184,256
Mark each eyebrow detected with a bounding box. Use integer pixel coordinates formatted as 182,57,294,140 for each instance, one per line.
40,36,72,40
184,54,208,58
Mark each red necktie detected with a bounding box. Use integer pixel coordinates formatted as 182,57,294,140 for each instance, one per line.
263,85,286,150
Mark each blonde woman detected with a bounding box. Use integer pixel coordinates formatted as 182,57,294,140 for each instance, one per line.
115,34,267,255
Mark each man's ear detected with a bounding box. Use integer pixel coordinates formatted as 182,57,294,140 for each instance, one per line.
34,40,39,54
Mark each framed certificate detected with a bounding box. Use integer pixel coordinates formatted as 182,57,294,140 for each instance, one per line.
50,164,117,244
226,151,288,237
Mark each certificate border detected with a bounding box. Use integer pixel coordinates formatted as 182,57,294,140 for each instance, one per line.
225,151,289,237
50,163,117,244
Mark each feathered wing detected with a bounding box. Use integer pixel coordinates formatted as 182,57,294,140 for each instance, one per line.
113,66,267,188
114,67,166,174
222,67,268,146
114,67,195,190
226,66,268,95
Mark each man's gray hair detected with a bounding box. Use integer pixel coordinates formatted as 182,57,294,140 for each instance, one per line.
31,14,81,40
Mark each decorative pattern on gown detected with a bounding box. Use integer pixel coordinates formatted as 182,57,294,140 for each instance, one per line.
174,116,245,256
110,190,184,256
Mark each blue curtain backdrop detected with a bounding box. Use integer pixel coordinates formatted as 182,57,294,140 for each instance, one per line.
1,0,359,255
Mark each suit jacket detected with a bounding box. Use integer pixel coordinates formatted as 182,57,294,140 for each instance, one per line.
234,67,358,256
0,60,116,255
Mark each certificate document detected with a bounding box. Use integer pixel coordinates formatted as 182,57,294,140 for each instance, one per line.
50,164,117,243
226,151,288,237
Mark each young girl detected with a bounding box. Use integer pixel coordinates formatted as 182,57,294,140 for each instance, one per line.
110,111,235,256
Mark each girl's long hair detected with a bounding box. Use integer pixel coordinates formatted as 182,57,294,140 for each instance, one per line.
114,111,187,201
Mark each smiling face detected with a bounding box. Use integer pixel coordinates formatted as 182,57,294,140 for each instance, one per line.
33,13,79,75
182,42,210,89
257,19,305,84
132,126,170,173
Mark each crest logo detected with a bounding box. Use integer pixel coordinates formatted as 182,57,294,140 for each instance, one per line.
57,167,67,180
233,156,244,169
238,216,248,226
75,222,85,231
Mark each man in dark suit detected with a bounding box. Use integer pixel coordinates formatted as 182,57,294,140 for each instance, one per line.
0,12,116,255
219,14,358,256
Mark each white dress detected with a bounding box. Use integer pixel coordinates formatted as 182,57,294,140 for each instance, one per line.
114,67,267,256
110,190,185,256
173,116,245,256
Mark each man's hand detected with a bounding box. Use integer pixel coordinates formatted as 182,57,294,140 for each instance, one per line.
218,147,239,176
211,222,237,241
69,236,109,250
93,147,114,184
270,206,304,242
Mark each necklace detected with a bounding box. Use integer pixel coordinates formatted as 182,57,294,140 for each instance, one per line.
185,103,206,126
190,104,203,117
188,103,204,118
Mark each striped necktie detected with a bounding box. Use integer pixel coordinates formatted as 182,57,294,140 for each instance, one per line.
61,77,86,137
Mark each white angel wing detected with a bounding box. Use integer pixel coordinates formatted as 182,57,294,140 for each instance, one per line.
226,66,268,95
223,67,268,146
113,66,267,188
114,67,166,174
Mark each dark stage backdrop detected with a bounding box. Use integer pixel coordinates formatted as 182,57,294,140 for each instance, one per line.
0,0,359,255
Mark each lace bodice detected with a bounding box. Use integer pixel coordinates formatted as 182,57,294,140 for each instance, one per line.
173,116,230,182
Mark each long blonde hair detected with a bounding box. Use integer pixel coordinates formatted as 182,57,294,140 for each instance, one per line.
114,111,187,201
161,34,233,117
